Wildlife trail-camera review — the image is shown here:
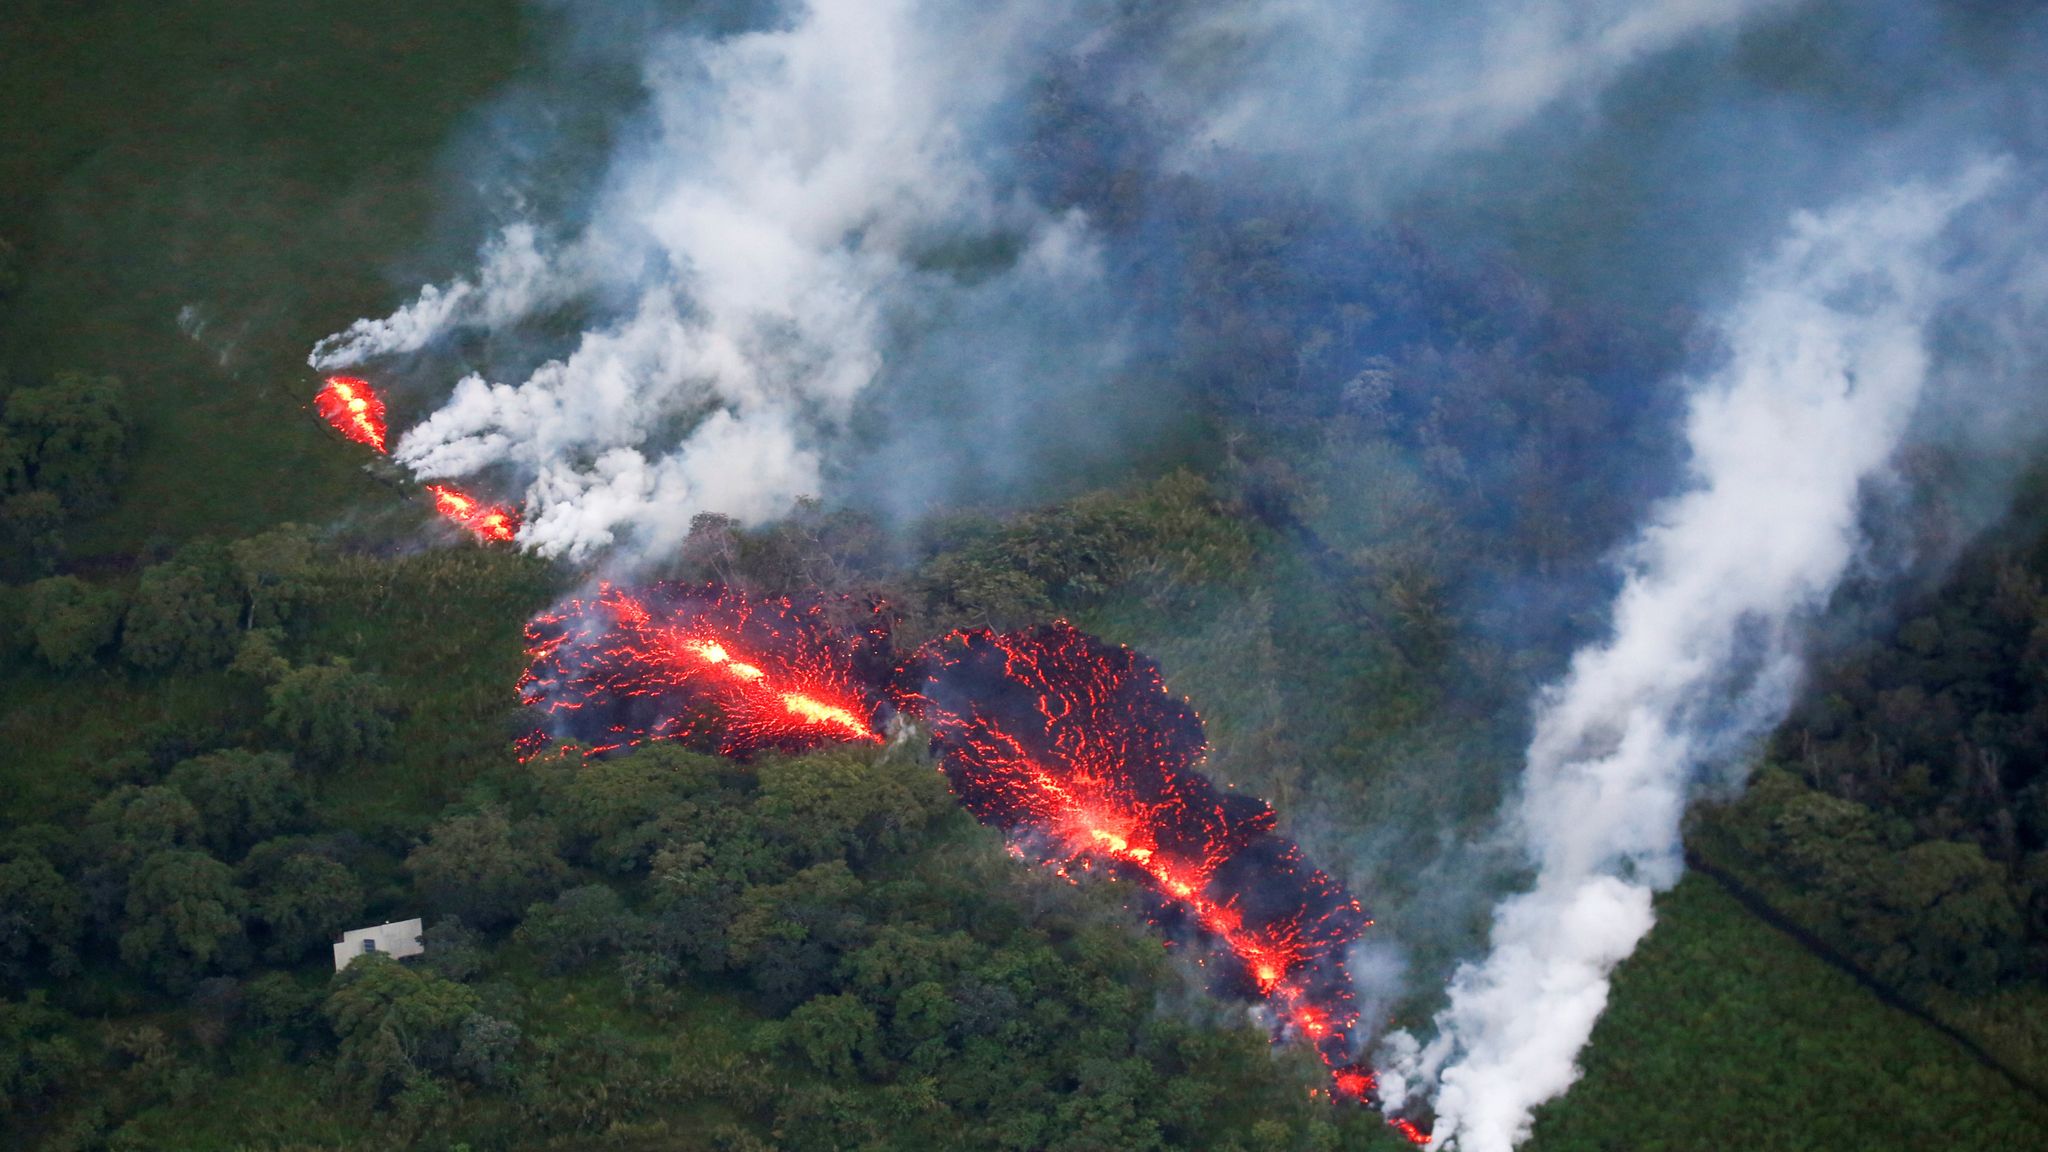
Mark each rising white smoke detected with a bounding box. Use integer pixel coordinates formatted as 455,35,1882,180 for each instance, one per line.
312,0,1788,560
1131,0,1790,185
310,222,560,368
310,0,1101,560
1375,160,2012,1151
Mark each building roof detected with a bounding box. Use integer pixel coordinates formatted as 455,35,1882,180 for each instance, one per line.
332,918,425,972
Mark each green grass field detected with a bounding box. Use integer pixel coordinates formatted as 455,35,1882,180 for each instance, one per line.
0,0,528,553
1528,876,2048,1151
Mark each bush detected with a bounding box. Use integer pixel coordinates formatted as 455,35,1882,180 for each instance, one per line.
23,575,121,671
406,808,567,930
264,659,396,767
515,884,637,974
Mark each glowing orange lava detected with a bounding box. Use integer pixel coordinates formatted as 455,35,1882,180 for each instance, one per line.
315,375,389,453
674,624,875,742
312,375,531,545
426,484,521,543
515,590,1428,1142
519,583,885,760
903,623,1376,1091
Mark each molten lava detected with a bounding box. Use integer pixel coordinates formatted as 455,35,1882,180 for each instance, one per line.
426,483,521,544
310,375,529,544
900,623,1372,1074
512,586,1425,1141
315,375,389,453
519,582,884,759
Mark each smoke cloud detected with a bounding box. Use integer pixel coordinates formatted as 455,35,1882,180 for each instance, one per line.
1376,160,2013,1151
312,0,1110,560
1128,0,1789,186
311,0,1781,559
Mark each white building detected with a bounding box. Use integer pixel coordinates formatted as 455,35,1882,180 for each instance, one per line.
333,918,425,972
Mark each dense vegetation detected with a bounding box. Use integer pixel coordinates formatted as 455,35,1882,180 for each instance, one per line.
1693,472,2048,1090
0,489,1404,1150
3,2,2045,1150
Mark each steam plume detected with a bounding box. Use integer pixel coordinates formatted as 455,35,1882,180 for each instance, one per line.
1377,160,2011,1151
1135,0,1789,181
310,0,1781,559
312,0,1101,560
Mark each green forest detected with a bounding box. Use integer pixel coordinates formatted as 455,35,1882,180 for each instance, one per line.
4,2,2046,1151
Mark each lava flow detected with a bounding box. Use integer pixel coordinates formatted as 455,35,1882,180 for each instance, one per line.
426,484,522,544
900,623,1374,1076
513,588,1425,1141
309,375,525,543
315,375,388,453
518,582,885,760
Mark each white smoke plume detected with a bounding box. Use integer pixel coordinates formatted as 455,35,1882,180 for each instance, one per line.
1133,0,1789,183
1375,159,2012,1151
311,0,1101,560
311,0,1787,560
309,222,560,369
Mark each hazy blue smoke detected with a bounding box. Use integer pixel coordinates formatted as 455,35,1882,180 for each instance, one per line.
311,0,1779,560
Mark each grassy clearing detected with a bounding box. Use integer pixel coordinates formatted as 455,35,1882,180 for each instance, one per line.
0,662,248,825
0,0,530,554
1527,875,2048,1151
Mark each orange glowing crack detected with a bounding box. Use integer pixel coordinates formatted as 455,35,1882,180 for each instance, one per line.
427,483,521,543
1011,755,1305,998
675,630,879,743
780,693,876,740
316,375,389,453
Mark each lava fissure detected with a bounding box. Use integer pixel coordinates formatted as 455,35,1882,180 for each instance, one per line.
520,583,886,760
315,375,388,453
311,375,523,543
427,483,522,544
901,624,1371,1071
516,588,1422,1140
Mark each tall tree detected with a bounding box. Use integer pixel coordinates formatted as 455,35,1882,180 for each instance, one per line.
264,659,397,767
514,884,637,973
122,550,241,670
406,808,567,930
117,849,246,988
2,372,130,510
784,992,881,1079
229,524,317,629
0,490,64,578
243,843,365,964
166,750,308,855
323,953,483,1100
0,850,82,983
86,785,203,862
0,993,82,1119
22,575,121,671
